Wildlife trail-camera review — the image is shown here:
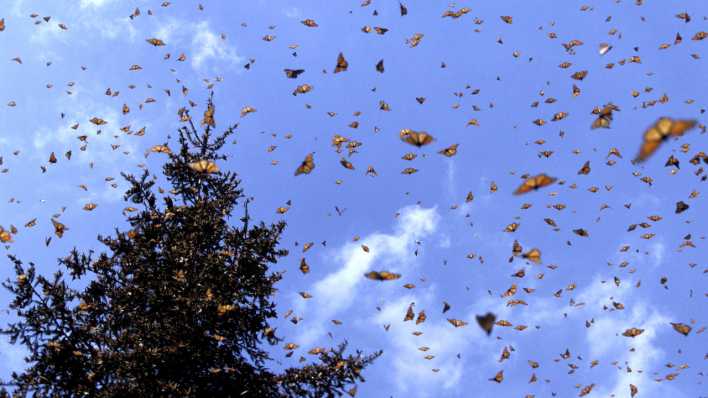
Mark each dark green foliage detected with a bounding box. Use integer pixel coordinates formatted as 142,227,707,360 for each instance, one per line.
1,98,380,397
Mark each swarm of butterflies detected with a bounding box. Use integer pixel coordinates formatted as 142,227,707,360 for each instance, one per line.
1,1,707,397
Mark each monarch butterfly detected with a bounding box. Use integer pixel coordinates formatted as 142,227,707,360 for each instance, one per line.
51,218,67,238
146,38,166,46
189,160,219,174
448,318,468,327
0,227,12,243
295,153,315,176
284,69,304,79
438,143,458,157
292,84,313,96
404,303,415,321
339,158,354,170
202,104,215,127
570,70,588,80
476,312,496,335
375,59,384,73
406,33,424,47
513,173,557,195
240,106,256,117
415,311,426,325
622,327,644,337
0,18,5,32
400,129,434,147
90,117,107,125
634,117,697,162
670,322,691,336
489,370,504,383
150,145,172,154
334,52,348,73
522,248,541,263
83,203,97,211
301,19,318,27
579,384,595,397
577,160,591,175
299,258,310,274
373,26,388,35
443,7,470,18
364,271,401,281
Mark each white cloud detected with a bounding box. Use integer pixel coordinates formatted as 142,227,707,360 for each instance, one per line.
370,291,496,397
294,206,439,346
80,0,114,7
191,21,242,71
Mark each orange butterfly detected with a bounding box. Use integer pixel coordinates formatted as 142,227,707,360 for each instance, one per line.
189,160,219,174
591,103,619,129
146,38,166,46
295,153,315,176
634,117,697,162
400,129,434,147
513,174,557,195
364,271,401,281
334,52,348,73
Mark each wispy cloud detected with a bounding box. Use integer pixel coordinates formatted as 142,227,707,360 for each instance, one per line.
294,206,439,347
191,21,242,72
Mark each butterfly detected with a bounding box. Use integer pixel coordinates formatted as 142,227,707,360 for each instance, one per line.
83,203,97,211
522,248,541,263
240,106,256,117
284,69,304,79
375,60,384,73
448,318,468,327
340,158,354,170
198,103,217,127
189,160,219,174
591,103,619,129
295,153,315,176
404,303,415,321
150,145,172,154
299,258,310,274
670,322,691,336
292,84,313,96
476,312,496,335
146,38,166,46
622,327,644,337
51,218,67,238
334,52,348,73
363,270,402,281
0,18,5,32
301,19,318,27
489,370,504,383
577,161,591,175
513,173,557,195
400,129,434,147
90,117,107,125
634,117,697,162
0,227,12,243
438,144,458,157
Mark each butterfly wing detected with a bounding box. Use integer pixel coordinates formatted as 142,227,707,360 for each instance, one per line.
669,119,697,137
334,52,348,73
513,178,534,195
476,312,496,335
295,153,315,175
634,127,663,162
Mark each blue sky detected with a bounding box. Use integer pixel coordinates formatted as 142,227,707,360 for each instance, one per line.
1,0,707,397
